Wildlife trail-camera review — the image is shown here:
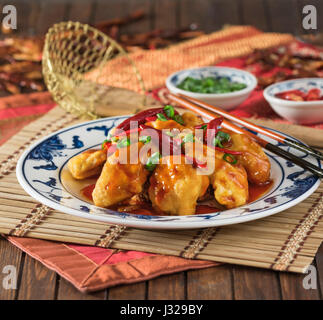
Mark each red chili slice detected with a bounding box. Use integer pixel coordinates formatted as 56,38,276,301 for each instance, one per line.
306,88,321,101
276,89,310,101
212,146,242,155
185,155,207,169
145,116,157,122
205,117,223,143
115,108,164,132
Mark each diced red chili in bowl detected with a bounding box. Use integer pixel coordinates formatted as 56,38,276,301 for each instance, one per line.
276,88,323,101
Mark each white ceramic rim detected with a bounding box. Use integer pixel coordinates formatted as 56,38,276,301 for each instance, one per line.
264,78,323,107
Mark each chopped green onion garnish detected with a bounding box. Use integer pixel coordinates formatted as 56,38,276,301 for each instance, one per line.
139,135,151,144
213,137,223,148
223,153,237,165
117,137,130,149
213,131,230,148
157,113,168,121
174,114,184,125
164,105,175,119
217,131,230,142
111,136,118,142
201,124,207,130
145,152,161,171
182,133,194,143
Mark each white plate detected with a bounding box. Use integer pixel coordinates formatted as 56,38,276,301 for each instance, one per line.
16,116,321,230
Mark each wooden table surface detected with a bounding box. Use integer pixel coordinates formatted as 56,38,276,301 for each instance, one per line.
0,0,323,300
1,0,322,37
0,235,322,300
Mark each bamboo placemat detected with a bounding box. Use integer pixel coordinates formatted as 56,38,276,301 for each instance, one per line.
1,106,323,273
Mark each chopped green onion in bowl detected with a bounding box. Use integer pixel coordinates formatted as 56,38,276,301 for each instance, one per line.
177,76,247,94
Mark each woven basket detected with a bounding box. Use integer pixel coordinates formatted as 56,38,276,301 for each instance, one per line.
42,21,146,119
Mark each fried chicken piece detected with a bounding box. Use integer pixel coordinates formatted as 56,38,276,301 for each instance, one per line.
184,142,249,209
228,132,271,185
92,142,149,208
210,160,249,209
148,155,209,215
67,149,107,180
181,112,204,128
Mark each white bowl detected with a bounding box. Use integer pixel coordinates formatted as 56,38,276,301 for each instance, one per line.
166,66,257,111
264,78,323,124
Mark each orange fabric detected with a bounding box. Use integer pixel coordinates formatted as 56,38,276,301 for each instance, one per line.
86,26,293,92
7,236,216,292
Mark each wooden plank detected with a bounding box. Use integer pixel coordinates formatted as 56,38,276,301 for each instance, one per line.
0,236,23,300
187,266,233,300
180,0,240,32
67,0,95,24
93,0,125,23
17,254,57,300
26,0,41,36
264,0,300,34
35,0,69,35
239,0,269,31
121,0,152,34
94,0,152,35
233,266,281,299
57,277,106,300
108,282,147,300
148,273,185,299
153,0,178,30
279,267,321,300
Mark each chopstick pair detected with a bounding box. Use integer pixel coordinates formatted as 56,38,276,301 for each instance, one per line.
168,93,323,179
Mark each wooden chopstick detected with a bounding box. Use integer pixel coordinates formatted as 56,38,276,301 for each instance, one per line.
169,93,323,179
175,93,323,161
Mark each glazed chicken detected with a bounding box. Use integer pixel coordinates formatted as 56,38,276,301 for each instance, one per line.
67,106,271,215
92,142,149,207
148,155,209,215
184,142,249,209
67,149,106,179
229,132,271,185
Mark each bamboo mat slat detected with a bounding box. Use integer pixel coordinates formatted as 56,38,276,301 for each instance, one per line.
0,106,323,273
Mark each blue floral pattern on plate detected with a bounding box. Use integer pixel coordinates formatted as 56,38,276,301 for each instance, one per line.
16,116,321,229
